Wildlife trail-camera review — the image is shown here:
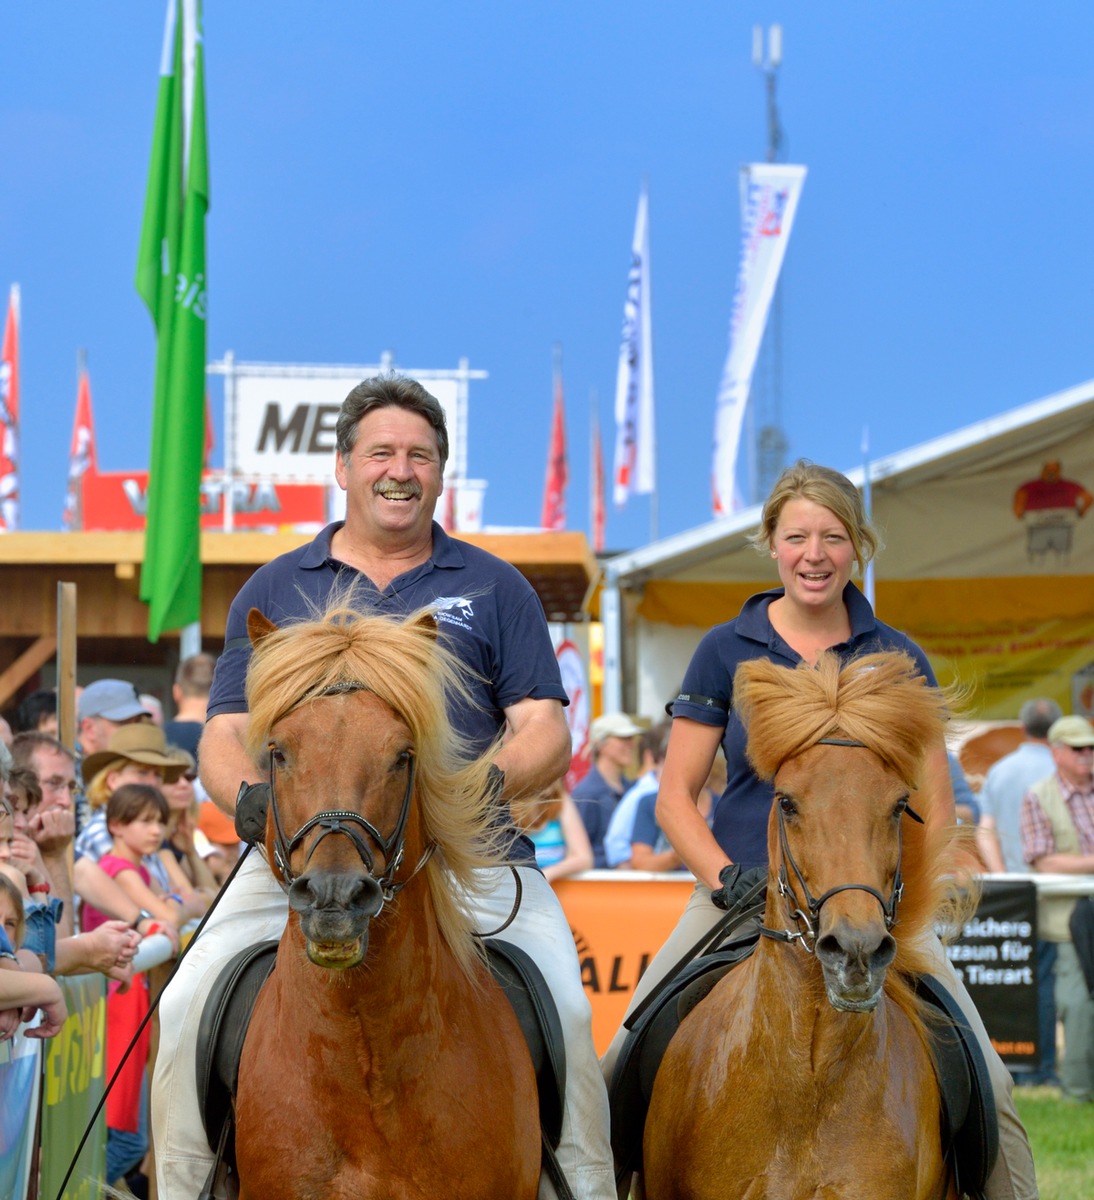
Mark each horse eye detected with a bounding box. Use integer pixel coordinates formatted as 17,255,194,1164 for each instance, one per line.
270,747,287,767
778,794,796,817
893,795,909,818
393,749,413,771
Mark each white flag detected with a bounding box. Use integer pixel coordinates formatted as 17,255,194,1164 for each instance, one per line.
711,163,806,516
612,184,655,507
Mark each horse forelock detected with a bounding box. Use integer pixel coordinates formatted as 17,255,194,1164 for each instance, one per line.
243,600,506,979
740,651,973,959
736,652,949,794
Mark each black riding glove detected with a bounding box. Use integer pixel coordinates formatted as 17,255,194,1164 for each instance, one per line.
234,780,273,846
711,863,767,912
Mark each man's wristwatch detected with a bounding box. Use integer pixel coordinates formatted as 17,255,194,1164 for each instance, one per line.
131,909,155,931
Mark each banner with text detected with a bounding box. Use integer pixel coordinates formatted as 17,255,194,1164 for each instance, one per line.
232,375,459,481
711,163,806,516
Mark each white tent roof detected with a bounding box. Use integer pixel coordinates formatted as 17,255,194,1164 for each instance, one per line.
605,376,1094,587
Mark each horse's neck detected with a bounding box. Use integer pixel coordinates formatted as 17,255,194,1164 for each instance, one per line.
280,885,470,1043
749,936,886,1073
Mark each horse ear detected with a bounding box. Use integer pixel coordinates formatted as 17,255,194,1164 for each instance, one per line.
247,608,279,647
411,610,440,642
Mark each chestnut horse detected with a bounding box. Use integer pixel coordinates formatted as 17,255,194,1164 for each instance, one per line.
232,604,539,1199
643,652,972,1200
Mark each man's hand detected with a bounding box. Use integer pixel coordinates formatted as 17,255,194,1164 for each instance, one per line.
74,922,141,978
29,808,75,857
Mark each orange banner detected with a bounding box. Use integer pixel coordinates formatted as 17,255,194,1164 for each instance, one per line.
553,874,693,1055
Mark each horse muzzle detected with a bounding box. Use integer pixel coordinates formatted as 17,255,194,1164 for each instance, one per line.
288,869,384,969
815,918,896,1013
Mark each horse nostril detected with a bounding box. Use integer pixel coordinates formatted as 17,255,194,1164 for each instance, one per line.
288,875,318,913
815,933,843,965
871,933,897,972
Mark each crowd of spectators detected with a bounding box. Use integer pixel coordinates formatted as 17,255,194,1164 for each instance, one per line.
0,654,239,1196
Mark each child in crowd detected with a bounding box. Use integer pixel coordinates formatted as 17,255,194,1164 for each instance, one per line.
82,783,181,1192
512,780,594,883
82,784,184,933
0,870,67,1040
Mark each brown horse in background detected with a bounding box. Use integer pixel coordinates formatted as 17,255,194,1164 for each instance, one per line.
643,652,972,1200
232,605,539,1200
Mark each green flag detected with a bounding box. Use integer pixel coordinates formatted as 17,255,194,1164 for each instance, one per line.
136,0,208,642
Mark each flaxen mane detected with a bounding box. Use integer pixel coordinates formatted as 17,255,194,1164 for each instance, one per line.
733,651,976,997
244,602,507,977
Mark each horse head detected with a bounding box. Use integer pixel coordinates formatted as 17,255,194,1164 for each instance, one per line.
734,651,954,1014
245,607,426,969
240,601,506,978
768,740,911,1011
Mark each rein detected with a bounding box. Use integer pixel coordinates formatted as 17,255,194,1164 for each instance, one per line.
760,735,924,951
266,680,429,912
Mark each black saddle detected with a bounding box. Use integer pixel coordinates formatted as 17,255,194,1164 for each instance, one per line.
196,937,567,1200
914,973,999,1199
608,942,998,1198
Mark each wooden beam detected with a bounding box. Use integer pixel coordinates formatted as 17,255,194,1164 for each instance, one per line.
0,635,59,708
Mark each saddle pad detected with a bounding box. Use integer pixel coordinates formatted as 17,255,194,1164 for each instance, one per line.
608,941,756,1183
914,973,999,1198
486,937,566,1150
196,940,279,1150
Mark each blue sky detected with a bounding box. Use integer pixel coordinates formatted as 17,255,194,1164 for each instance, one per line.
4,2,1094,551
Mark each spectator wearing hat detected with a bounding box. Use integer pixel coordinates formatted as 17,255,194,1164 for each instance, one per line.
572,712,644,868
1021,714,1094,1102
75,725,210,924
7,733,143,981
77,679,151,757
76,679,152,835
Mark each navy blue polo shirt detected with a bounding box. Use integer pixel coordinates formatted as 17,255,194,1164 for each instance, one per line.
208,522,568,864
671,583,936,872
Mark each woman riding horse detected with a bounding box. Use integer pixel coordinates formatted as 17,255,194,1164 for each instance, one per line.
602,460,1036,1200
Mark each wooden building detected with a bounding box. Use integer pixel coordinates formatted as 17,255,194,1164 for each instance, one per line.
0,529,597,713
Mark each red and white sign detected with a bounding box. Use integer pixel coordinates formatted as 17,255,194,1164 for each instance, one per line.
556,639,591,791
81,469,327,532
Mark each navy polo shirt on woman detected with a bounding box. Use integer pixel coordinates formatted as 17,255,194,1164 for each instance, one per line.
207,521,568,864
671,582,936,872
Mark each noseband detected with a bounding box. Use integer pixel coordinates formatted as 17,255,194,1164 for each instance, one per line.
761,736,924,952
265,681,427,913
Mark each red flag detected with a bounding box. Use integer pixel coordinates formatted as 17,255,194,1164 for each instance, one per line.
592,409,606,553
541,355,568,530
0,285,21,531
64,360,98,531
204,390,216,467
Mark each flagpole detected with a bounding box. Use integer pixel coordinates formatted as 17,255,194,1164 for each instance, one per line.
589,388,597,550
861,425,875,610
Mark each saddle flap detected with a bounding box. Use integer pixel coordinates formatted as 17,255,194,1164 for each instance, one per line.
485,937,566,1150
196,940,279,1149
608,941,755,1184
914,973,999,1198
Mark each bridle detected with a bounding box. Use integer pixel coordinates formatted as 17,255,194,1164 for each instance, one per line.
760,736,924,952
266,681,432,914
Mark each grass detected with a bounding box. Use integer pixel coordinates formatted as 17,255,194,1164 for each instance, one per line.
1015,1086,1094,1200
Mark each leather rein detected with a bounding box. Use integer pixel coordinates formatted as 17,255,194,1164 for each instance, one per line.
760,736,924,952
266,680,434,914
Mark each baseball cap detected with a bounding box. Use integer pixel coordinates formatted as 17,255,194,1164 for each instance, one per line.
77,679,150,723
1047,715,1094,748
590,712,644,744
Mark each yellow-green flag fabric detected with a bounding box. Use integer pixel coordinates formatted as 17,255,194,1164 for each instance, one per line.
136,0,208,642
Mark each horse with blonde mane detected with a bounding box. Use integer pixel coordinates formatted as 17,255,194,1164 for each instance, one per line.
230,604,540,1199
642,651,975,1200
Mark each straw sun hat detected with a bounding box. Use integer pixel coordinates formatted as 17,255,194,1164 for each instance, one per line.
81,722,192,785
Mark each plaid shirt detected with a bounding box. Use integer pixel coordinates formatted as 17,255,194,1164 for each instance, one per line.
1020,774,1094,865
